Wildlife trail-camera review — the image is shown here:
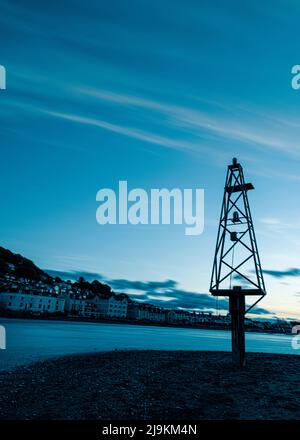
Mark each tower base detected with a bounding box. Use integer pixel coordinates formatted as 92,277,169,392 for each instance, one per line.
229,294,246,368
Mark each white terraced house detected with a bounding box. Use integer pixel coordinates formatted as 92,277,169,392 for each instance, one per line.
128,303,166,322
0,292,65,314
64,297,86,315
93,294,128,318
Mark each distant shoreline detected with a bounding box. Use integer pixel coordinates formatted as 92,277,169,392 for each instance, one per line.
0,312,290,336
0,350,299,420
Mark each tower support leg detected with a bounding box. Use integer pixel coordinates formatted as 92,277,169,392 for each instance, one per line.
229,294,246,367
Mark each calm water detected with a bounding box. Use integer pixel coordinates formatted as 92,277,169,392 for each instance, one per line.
0,318,298,371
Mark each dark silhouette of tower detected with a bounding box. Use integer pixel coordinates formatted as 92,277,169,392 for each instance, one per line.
210,158,266,367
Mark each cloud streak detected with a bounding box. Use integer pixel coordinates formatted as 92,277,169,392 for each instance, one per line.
74,87,300,158
45,110,199,153
263,268,300,279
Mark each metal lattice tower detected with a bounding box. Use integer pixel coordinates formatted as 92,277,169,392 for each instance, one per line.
210,158,266,366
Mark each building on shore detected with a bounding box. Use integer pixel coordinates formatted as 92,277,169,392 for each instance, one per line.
64,296,86,315
0,292,65,314
166,309,191,323
64,292,128,319
127,302,166,322
93,294,128,318
81,301,102,319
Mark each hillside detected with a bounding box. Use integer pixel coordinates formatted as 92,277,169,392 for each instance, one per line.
0,246,51,282
0,246,128,301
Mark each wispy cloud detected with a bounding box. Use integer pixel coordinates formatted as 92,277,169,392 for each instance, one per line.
260,218,282,226
263,268,300,279
259,218,300,239
45,110,200,153
10,81,300,164
74,87,300,158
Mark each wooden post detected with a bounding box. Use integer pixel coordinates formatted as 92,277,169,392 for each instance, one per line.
229,293,246,367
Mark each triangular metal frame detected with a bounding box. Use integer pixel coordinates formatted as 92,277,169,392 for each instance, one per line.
210,159,266,314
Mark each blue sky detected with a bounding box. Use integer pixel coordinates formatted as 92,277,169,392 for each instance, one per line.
1,0,300,318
